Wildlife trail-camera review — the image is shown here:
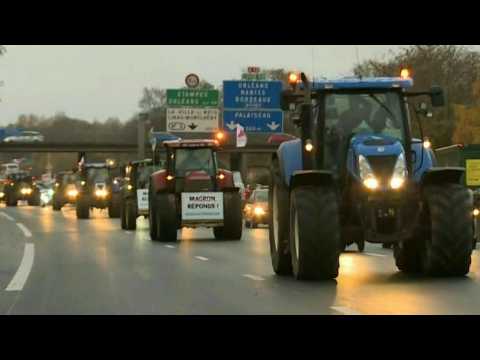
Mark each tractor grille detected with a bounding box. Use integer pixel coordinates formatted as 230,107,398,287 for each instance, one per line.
176,178,215,192
367,156,397,179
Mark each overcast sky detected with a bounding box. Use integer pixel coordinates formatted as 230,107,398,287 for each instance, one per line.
0,45,477,126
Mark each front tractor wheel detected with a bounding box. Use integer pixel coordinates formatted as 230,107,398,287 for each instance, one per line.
151,193,177,242
268,163,292,276
289,186,340,280
422,184,473,276
213,192,242,240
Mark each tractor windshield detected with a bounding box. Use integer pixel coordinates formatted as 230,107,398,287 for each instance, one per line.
86,168,109,184
324,91,406,171
136,165,155,189
173,148,216,177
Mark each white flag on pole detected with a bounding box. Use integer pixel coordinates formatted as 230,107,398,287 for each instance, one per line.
236,124,247,148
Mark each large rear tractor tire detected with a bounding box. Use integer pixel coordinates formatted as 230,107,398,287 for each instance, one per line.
213,192,242,240
289,186,341,280
151,193,177,242
122,199,137,230
108,193,121,218
76,197,90,219
394,238,424,274
268,159,292,276
6,193,17,207
120,199,127,230
422,184,473,276
148,187,158,240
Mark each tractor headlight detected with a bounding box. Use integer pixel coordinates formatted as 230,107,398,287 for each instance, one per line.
95,189,108,198
358,155,378,190
390,153,407,190
254,207,265,216
21,188,33,195
67,189,79,198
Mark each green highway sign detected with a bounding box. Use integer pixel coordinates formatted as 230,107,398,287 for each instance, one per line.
167,89,219,107
241,73,267,81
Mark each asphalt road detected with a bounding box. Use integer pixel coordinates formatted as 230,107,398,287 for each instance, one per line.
1,203,480,315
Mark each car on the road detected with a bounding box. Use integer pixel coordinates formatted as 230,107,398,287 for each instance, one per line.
0,163,20,176
149,139,243,242
3,131,44,143
244,187,269,228
120,159,155,230
3,171,41,206
52,171,79,210
75,162,121,219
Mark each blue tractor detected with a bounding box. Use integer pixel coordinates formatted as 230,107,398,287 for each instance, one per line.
269,72,474,280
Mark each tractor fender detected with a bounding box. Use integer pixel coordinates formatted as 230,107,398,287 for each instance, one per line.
421,167,465,187
411,140,437,183
217,169,235,189
150,170,168,193
276,138,302,188
290,170,335,190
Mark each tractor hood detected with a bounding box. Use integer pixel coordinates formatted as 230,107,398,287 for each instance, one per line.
352,134,404,159
348,133,406,185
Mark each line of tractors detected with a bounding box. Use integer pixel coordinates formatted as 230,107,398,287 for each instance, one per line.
2,69,478,282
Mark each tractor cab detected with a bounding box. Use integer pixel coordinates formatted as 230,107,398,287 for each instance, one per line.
163,139,221,193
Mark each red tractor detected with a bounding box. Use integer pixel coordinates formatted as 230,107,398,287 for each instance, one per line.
148,139,243,242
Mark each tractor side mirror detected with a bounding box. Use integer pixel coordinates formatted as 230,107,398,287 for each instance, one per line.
430,86,445,107
416,102,433,118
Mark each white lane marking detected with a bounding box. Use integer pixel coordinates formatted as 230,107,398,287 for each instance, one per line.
165,245,176,249
0,212,15,222
125,231,133,234
330,306,363,315
195,256,209,261
16,223,32,238
242,274,266,281
364,252,387,258
6,243,35,291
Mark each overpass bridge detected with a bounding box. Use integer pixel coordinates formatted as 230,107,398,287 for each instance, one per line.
0,142,278,154
0,142,280,179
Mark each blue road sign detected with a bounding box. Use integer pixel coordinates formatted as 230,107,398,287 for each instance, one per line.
223,110,283,133
223,80,283,109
